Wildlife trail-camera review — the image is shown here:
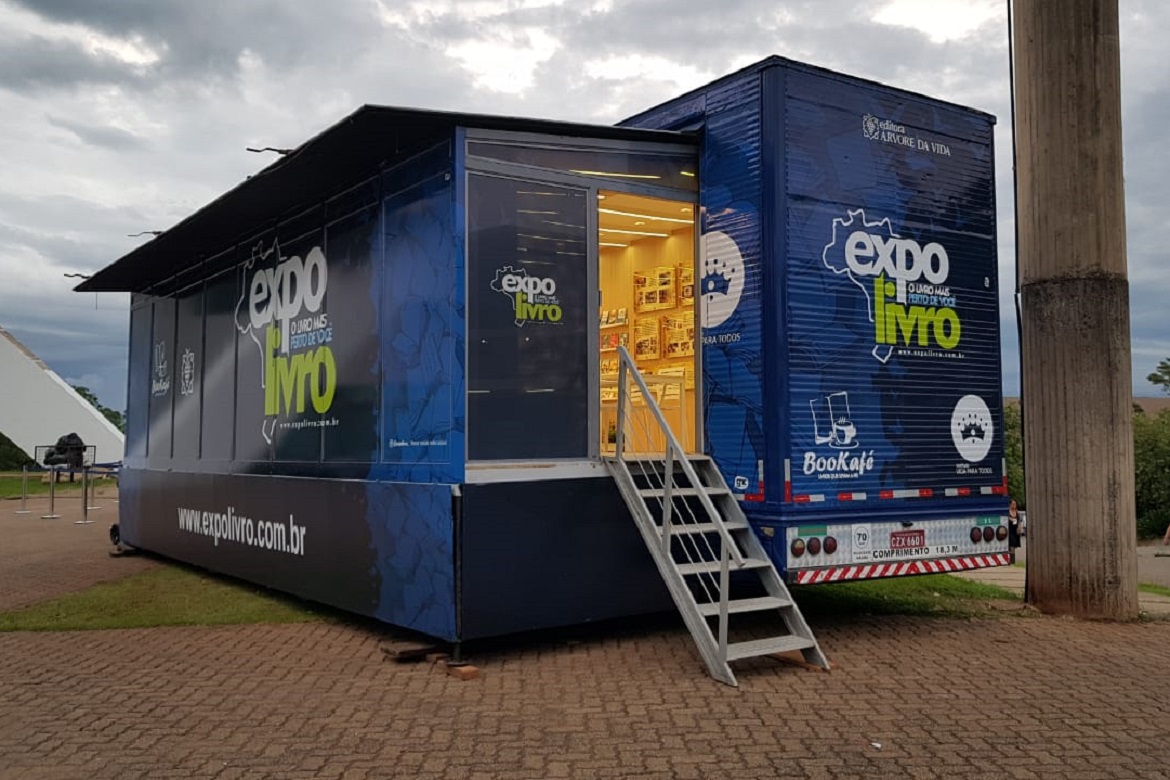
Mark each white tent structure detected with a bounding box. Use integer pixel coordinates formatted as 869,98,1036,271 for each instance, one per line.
0,324,124,465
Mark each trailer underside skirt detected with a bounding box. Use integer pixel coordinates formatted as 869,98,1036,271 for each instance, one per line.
792,553,1011,585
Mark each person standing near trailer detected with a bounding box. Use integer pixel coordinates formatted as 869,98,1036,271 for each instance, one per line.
1008,499,1022,562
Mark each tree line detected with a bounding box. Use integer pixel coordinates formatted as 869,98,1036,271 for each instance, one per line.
1005,401,1170,539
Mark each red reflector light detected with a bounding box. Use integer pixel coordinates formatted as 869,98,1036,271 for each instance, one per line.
824,536,838,555
982,526,995,542
970,527,983,543
808,537,822,555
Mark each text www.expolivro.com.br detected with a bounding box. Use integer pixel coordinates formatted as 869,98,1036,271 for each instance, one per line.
177,506,307,556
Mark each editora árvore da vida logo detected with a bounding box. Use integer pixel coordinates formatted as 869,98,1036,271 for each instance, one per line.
235,239,336,443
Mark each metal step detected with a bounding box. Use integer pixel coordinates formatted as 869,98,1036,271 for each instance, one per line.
602,347,828,685
676,557,771,576
697,596,791,617
655,520,750,534
638,487,730,498
613,451,711,463
725,634,818,662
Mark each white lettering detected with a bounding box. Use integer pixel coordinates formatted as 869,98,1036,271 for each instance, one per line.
248,246,330,354
842,230,949,303
802,449,876,478
501,273,556,296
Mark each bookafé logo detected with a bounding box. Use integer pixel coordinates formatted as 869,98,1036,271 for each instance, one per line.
804,390,875,480
151,341,170,397
700,231,745,329
951,395,993,463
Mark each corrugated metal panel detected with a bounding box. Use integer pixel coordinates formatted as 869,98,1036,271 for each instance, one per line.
781,67,1003,513
630,69,771,503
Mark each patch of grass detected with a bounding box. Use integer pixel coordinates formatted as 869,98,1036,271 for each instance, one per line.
0,565,324,631
793,573,1020,618
1138,582,1170,599
0,473,85,499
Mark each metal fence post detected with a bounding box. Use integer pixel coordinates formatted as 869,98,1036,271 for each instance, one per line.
14,465,31,514
75,467,95,525
85,448,98,511
41,467,60,519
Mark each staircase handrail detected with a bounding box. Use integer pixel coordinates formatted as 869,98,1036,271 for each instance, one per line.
614,345,746,569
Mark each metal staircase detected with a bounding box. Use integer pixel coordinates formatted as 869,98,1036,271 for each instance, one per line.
604,346,828,686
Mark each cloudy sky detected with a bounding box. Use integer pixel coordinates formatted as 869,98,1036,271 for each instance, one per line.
0,0,1166,411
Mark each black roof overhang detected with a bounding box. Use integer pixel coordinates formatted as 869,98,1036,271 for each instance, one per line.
79,105,694,294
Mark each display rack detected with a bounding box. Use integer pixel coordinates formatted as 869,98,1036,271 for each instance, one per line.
600,259,698,452
678,264,694,305
633,266,676,312
662,309,695,359
633,317,660,360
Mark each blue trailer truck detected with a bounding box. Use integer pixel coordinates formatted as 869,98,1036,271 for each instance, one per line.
621,57,1008,587
83,55,1005,683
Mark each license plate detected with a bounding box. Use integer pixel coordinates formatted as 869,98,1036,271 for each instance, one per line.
890,529,926,549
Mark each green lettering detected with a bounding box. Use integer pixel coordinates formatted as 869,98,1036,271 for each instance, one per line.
876,297,961,351
264,327,280,415
311,347,336,413
891,305,919,345
933,307,961,349
276,352,305,414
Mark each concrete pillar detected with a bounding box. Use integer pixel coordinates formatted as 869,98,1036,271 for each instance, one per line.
1013,0,1138,618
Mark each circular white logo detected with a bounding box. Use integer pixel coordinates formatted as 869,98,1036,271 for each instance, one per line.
951,395,993,463
700,231,745,329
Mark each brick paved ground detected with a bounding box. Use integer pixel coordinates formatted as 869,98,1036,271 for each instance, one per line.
3,498,1170,779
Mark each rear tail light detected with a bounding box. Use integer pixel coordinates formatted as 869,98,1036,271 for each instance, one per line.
982,526,995,542
791,538,806,558
824,536,838,555
970,527,983,543
807,537,822,555
996,525,1008,541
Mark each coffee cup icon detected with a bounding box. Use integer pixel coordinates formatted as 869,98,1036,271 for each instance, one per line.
810,391,860,450
827,392,859,449
832,417,857,448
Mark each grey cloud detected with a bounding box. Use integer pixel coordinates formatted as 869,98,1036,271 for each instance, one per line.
0,193,157,272
7,0,389,89
0,224,116,271
47,115,147,151
0,35,149,92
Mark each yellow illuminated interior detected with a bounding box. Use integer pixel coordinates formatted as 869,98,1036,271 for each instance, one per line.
598,190,698,454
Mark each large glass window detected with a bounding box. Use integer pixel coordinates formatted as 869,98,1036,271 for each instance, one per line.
467,174,590,460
